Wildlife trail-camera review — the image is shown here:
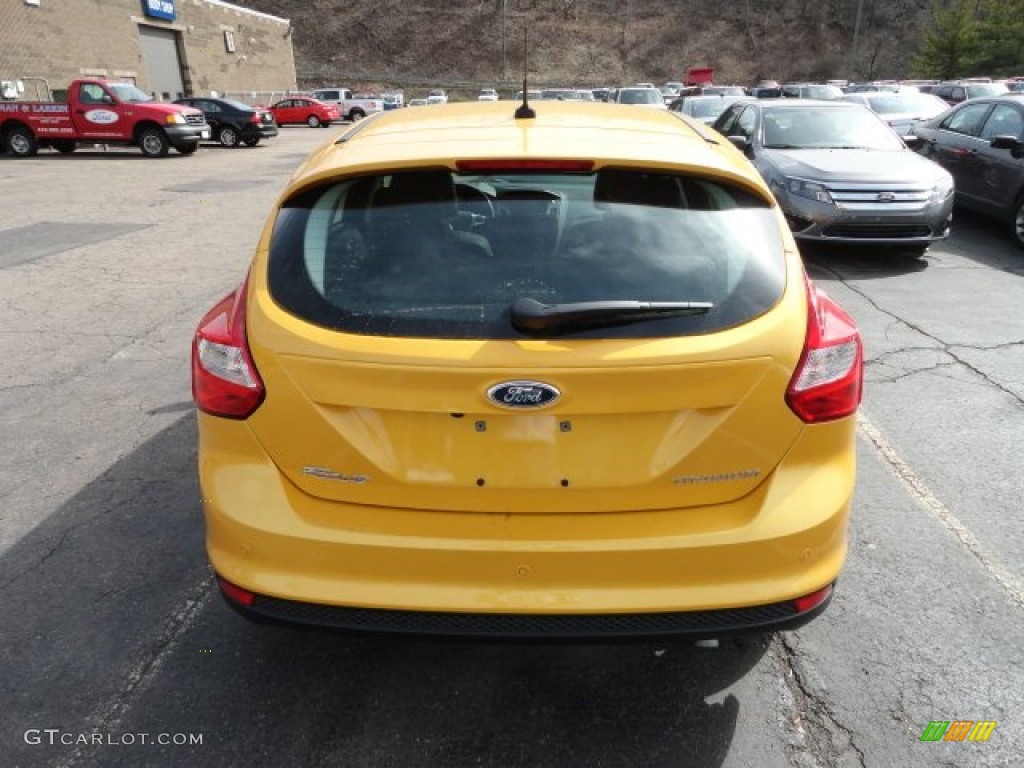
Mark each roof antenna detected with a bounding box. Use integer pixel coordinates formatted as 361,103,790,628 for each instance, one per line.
514,27,535,120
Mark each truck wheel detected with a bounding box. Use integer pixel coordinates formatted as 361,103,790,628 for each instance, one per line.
53,140,77,154
6,125,39,157
138,127,170,158
306,115,322,128
242,136,261,146
218,126,240,148
174,142,199,155
349,109,365,122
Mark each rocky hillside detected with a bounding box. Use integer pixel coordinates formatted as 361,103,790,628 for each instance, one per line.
235,0,938,94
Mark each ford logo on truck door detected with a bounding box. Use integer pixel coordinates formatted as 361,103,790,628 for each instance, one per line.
84,109,119,125
487,381,561,409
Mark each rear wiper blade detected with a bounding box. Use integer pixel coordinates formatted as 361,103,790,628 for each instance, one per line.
510,297,713,334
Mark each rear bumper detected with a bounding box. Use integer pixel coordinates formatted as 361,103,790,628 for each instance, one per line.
218,576,834,639
199,414,856,637
245,124,278,140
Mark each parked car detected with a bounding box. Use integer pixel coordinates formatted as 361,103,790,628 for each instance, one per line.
540,88,593,101
712,99,954,254
669,94,745,125
782,83,845,100
428,89,448,104
844,83,905,94
912,94,1024,247
309,88,384,121
615,87,668,108
192,100,862,639
381,92,404,110
701,85,747,97
933,81,1009,105
267,97,340,128
407,98,429,107
515,89,543,102
478,88,499,102
841,91,950,138
173,97,278,147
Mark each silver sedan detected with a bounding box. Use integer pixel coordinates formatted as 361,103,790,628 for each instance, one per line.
841,91,950,138
711,99,954,254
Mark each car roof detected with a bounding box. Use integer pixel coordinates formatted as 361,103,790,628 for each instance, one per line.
287,101,770,198
685,94,740,102
745,98,865,109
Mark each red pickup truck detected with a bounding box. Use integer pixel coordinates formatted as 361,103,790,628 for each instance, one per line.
0,79,210,158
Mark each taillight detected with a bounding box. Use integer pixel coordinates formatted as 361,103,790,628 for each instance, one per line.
793,584,833,613
249,112,261,123
191,277,265,419
785,279,863,423
217,576,256,606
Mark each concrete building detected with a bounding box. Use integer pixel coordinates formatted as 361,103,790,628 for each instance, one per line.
0,0,297,103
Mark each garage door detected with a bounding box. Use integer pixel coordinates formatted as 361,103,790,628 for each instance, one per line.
138,25,185,100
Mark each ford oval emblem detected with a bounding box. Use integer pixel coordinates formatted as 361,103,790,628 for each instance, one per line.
487,380,561,409
84,109,120,125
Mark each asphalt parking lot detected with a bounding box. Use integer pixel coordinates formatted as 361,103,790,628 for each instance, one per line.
1,125,1022,768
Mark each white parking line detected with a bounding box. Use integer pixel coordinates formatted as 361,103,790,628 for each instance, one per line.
52,576,214,768
858,411,1024,610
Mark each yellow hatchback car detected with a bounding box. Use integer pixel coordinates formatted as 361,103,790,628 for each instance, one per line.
192,100,863,639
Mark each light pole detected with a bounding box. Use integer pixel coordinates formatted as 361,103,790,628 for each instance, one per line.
851,0,865,77
501,0,507,82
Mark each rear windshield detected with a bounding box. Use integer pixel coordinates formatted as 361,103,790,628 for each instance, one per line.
267,169,786,339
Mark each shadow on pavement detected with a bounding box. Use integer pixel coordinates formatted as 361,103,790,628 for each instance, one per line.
94,611,767,767
0,414,207,766
1,413,769,768
801,242,930,282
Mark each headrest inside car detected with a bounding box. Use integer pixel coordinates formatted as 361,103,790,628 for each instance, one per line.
593,170,683,208
376,172,456,207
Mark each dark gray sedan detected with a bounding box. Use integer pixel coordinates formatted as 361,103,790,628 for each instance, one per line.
912,94,1024,248
712,99,954,254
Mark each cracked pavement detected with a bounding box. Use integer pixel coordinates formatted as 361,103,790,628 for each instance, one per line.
1,135,1022,767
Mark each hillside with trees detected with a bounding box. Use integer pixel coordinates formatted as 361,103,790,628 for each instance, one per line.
234,0,1024,92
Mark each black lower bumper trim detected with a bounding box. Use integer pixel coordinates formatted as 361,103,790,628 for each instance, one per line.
219,583,834,640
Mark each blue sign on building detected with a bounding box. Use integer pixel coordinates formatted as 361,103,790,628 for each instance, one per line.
142,0,176,22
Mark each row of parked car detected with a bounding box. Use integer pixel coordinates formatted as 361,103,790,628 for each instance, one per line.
170,96,344,147
175,82,1024,251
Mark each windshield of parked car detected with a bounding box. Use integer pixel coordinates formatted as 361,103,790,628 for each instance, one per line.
966,83,1009,99
762,106,906,150
865,93,949,117
687,97,739,119
107,83,155,103
267,170,785,339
